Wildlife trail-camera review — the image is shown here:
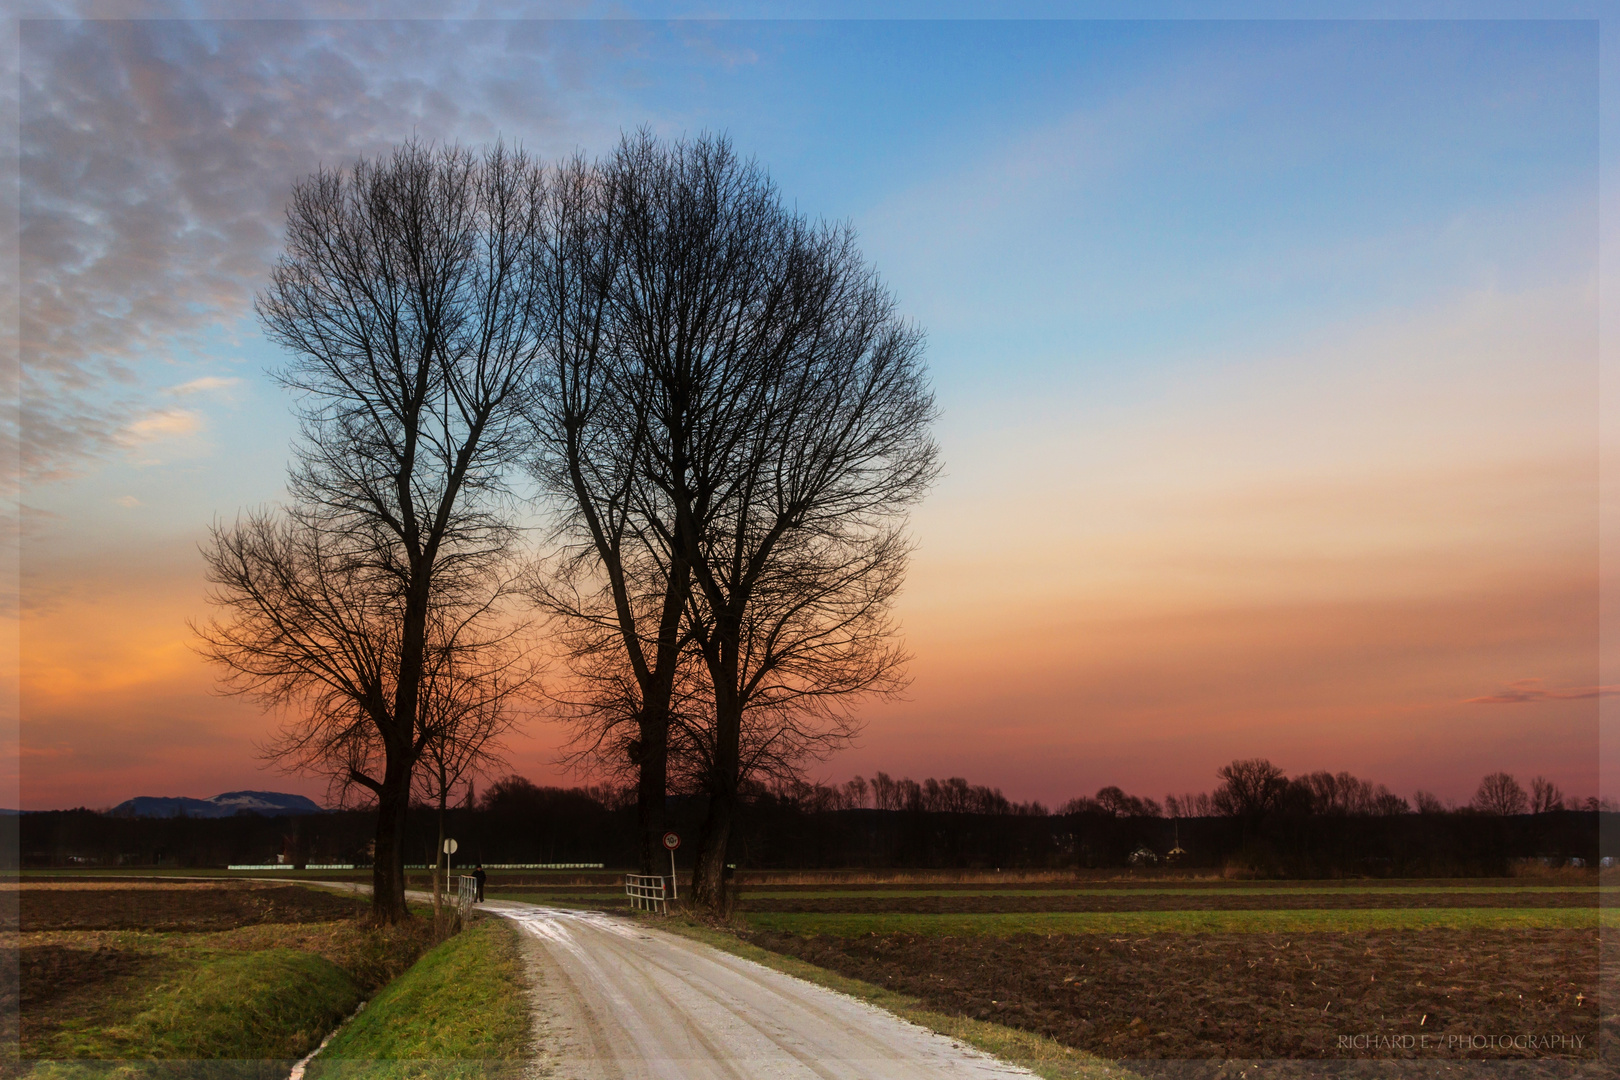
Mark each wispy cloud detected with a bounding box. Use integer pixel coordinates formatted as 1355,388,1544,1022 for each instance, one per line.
166,376,240,396
1464,679,1618,705
20,16,627,480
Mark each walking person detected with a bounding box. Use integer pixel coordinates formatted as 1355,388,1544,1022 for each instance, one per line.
473,864,486,903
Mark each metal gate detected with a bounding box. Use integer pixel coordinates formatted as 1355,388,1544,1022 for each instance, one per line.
623,873,667,913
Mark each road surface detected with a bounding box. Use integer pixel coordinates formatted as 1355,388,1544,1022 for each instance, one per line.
484,900,1037,1080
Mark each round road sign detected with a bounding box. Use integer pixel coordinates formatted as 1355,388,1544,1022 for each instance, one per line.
662,831,681,851
443,838,458,855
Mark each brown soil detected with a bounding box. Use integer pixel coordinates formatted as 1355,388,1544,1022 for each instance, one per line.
746,928,1614,1078
737,891,1599,914
16,884,368,931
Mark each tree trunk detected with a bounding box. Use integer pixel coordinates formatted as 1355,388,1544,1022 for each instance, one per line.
691,685,741,913
636,707,668,876
432,783,447,923
634,553,689,876
370,748,412,923
689,785,735,913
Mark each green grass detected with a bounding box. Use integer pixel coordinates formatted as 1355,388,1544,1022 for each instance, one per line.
741,906,1613,936
33,949,362,1062
657,916,1137,1080
308,919,530,1080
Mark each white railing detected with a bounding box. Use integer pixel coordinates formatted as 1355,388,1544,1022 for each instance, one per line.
624,873,667,914
455,874,478,919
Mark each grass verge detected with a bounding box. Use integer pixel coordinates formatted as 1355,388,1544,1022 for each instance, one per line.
740,905,1612,936
308,918,530,1080
657,915,1137,1080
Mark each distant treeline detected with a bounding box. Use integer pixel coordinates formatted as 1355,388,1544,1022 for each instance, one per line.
777,760,1611,820
10,763,1613,875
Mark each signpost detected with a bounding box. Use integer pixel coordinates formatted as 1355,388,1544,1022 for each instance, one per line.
443,837,458,873
662,832,680,900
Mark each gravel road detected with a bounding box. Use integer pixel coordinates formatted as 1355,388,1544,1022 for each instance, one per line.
485,900,1037,1080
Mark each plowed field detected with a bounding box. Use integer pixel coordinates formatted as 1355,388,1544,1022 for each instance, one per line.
737,890,1598,913
747,927,1613,1078
15,883,368,931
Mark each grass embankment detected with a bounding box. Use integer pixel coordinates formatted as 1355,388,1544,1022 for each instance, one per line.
19,887,437,1072
309,918,530,1080
658,915,1136,1080
38,949,361,1062
742,905,1611,936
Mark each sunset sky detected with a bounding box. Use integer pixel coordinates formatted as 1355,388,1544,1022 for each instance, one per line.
14,6,1617,811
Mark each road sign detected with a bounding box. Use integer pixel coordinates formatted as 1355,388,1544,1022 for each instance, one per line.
662,832,681,902
443,838,458,854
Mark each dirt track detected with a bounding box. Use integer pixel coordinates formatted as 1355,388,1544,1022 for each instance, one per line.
485,900,1038,1080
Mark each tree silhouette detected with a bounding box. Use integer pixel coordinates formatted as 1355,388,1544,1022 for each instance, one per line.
200,142,543,922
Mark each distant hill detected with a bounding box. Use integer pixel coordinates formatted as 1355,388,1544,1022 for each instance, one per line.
110,790,326,818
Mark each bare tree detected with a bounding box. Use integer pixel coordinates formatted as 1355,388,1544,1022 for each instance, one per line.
1473,772,1529,816
526,132,935,908
620,136,938,911
1212,758,1289,819
1413,789,1447,814
1529,776,1565,814
522,149,704,877
1164,792,1216,818
200,142,545,922
523,134,934,909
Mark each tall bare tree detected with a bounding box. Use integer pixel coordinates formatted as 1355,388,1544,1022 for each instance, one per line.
522,151,700,876
602,135,938,910
199,142,545,922
524,133,935,906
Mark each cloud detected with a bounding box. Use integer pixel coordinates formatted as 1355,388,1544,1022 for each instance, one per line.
166,376,240,396
19,16,632,480
122,408,201,443
114,495,140,509
1464,679,1618,705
